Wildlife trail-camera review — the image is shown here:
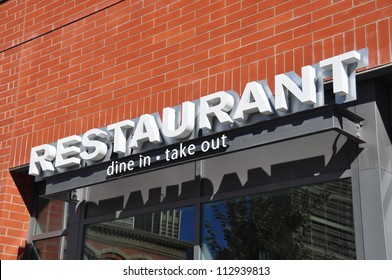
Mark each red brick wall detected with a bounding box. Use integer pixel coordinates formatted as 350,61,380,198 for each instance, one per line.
0,0,391,259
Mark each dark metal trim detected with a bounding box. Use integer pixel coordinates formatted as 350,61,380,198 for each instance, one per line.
42,105,364,196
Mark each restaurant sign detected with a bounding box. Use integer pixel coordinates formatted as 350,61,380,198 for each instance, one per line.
29,49,368,177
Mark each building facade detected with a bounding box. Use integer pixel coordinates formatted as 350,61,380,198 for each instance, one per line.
1,0,391,260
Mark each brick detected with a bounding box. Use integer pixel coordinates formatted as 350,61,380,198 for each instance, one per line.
179,69,209,85
225,43,258,61
194,54,225,72
196,15,225,34
168,11,195,29
209,39,241,58
77,104,101,118
166,65,194,81
126,71,152,86
142,23,168,41
167,29,195,46
153,43,181,60
181,0,210,16
0,234,17,248
276,53,285,75
284,50,294,72
323,37,334,59
313,1,353,20
293,0,331,17
140,57,166,73
334,33,344,56
183,15,210,33
293,47,304,74
344,30,355,52
366,23,379,67
314,40,324,63
7,228,28,239
226,5,258,24
211,2,242,20
241,8,275,28
179,50,208,68
154,26,181,43
139,75,165,90
34,119,56,131
377,19,391,65
155,9,181,27
242,27,274,47
127,53,154,69
275,0,311,15
355,26,367,50
276,14,312,35
152,80,179,96
333,2,376,24
181,33,210,50
210,58,241,76
141,41,167,56
114,84,139,99
313,20,355,41
356,5,392,27
257,11,293,32
8,212,29,223
275,34,313,54
258,31,293,50
225,24,258,42
167,47,195,63
265,57,275,92
376,0,392,9
195,0,225,18
195,36,225,54
241,47,275,64
303,44,314,66
210,21,241,39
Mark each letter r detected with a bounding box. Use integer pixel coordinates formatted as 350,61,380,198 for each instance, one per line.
199,91,234,130
29,144,56,176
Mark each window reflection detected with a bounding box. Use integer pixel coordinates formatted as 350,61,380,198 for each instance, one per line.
31,236,67,260
35,198,72,234
202,179,356,260
84,207,194,260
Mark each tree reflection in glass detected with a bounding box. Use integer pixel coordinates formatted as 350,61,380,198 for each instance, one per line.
202,179,356,260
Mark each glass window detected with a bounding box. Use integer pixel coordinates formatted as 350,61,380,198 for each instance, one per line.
201,179,356,260
34,198,72,234
29,198,75,259
83,206,195,260
31,236,68,260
